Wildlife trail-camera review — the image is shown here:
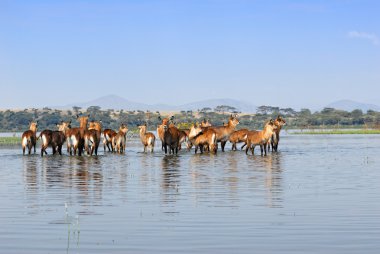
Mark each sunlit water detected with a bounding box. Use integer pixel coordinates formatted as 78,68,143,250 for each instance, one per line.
1,135,380,253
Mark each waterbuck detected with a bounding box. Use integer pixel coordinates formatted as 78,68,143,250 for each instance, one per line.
66,115,89,156
157,116,173,151
270,115,286,152
188,124,217,154
21,121,38,155
229,129,249,151
245,120,277,156
207,114,239,152
200,119,212,127
39,121,71,156
113,124,129,153
84,121,102,156
138,124,156,152
103,129,117,152
178,129,189,150
162,120,180,155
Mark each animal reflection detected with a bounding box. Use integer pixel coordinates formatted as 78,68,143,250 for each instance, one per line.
160,156,181,205
23,157,104,206
248,154,283,208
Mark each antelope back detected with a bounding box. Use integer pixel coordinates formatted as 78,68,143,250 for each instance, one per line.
77,115,89,129
89,121,102,132
29,121,38,132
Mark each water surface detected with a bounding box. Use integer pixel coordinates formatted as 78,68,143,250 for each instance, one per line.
1,135,379,253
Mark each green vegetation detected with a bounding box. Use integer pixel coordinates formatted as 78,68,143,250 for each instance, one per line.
293,129,380,135
0,105,380,133
0,137,21,145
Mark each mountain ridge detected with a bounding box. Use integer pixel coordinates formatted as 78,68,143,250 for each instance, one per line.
58,95,258,113
326,99,380,112
54,95,380,113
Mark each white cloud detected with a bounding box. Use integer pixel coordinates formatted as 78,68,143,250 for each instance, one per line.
348,31,379,46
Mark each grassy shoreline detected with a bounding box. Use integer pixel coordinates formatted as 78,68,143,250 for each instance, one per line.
0,137,22,145
292,129,380,135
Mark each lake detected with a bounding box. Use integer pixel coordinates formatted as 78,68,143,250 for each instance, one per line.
1,135,380,253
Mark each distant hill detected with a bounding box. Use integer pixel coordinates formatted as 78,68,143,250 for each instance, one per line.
326,100,380,112
56,95,257,113
61,95,158,111
177,98,256,112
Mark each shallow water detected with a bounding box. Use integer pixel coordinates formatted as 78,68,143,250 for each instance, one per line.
1,135,380,253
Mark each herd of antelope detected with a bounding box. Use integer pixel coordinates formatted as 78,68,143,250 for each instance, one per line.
21,114,286,157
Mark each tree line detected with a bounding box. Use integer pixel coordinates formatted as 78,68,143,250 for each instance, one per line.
0,105,380,132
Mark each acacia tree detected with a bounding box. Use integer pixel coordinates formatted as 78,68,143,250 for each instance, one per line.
72,106,82,115
86,106,101,118
214,105,237,115
257,105,279,115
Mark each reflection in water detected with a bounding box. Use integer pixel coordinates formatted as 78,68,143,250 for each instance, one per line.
4,135,380,253
161,156,180,207
263,153,283,208
23,157,38,193
23,156,104,210
22,157,40,215
189,155,212,203
224,153,240,204
247,153,284,208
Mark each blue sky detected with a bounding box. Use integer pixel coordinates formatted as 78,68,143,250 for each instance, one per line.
0,0,379,109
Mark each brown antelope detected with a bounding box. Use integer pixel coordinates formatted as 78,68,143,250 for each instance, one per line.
162,120,180,155
207,114,240,152
39,129,53,156
200,119,212,127
112,124,129,153
103,128,117,152
245,120,277,156
66,115,89,156
39,121,70,156
270,115,286,152
178,129,188,150
21,121,38,155
229,129,249,151
138,124,156,152
157,124,165,151
39,124,59,156
157,116,175,151
84,121,102,156
157,116,170,151
188,124,217,154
